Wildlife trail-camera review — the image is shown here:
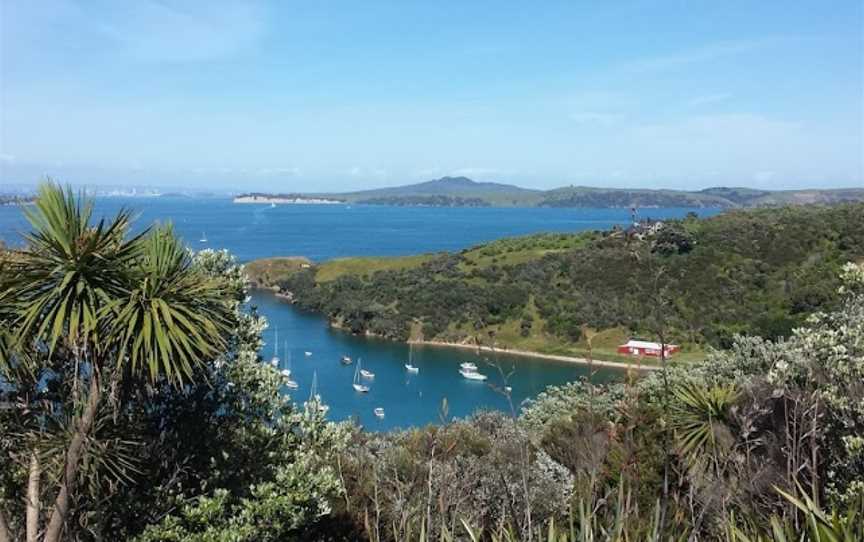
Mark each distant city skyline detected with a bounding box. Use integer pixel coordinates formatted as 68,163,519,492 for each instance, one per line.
2,1,862,192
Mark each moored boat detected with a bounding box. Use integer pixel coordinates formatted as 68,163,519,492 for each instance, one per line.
460,368,487,381
352,361,370,392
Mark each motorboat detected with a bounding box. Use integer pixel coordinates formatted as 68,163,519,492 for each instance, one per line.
460,368,487,381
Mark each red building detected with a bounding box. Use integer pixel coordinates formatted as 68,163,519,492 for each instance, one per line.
617,340,680,357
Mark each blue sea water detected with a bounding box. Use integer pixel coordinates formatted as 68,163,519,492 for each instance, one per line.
0,198,719,430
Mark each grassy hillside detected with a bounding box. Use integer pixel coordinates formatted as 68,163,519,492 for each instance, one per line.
259,204,864,364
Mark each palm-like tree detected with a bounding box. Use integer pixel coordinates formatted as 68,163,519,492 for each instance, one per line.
0,182,232,542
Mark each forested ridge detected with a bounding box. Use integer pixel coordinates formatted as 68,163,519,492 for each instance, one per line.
271,204,864,361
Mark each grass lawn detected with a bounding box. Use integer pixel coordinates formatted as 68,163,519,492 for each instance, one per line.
316,254,438,282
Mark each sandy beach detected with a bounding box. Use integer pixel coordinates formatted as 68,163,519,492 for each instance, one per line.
409,340,661,371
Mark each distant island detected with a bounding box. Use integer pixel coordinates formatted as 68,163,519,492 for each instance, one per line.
246,203,864,365
235,176,864,208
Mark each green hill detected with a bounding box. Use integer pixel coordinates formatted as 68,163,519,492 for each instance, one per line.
250,203,864,365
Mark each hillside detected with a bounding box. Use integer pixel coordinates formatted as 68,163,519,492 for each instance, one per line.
235,177,864,208
250,203,864,365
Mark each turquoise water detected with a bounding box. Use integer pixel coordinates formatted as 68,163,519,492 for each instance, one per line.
1,198,718,429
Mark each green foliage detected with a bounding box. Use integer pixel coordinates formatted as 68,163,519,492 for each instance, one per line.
276,204,864,359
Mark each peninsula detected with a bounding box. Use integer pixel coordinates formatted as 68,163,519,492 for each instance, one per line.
246,203,864,366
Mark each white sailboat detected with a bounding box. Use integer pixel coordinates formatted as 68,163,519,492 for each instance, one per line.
404,343,419,373
199,232,208,243
270,202,276,208
282,347,299,389
280,342,291,377
352,361,370,393
307,371,329,414
340,355,353,365
270,327,280,367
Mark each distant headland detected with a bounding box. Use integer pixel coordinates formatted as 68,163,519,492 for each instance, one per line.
234,193,343,205
234,176,864,209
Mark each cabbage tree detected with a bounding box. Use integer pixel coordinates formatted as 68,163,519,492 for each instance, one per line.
0,183,231,542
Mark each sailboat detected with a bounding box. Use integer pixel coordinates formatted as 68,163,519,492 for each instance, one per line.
280,342,291,377
404,343,419,373
359,358,374,379
270,327,280,367
282,347,299,389
307,371,329,414
352,361,370,393
270,202,276,208
199,232,208,243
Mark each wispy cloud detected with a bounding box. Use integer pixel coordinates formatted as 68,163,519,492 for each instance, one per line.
256,167,301,177
616,39,776,76
347,167,388,180
687,93,733,107
568,112,624,126
85,0,269,62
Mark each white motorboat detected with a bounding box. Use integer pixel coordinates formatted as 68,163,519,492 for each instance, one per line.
460,362,478,371
340,355,352,365
460,368,487,381
360,368,375,379
304,351,313,356
374,407,385,418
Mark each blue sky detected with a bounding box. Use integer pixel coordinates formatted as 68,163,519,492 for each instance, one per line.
1,1,862,192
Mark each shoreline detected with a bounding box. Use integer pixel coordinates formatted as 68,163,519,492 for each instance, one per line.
254,287,662,372
408,339,661,372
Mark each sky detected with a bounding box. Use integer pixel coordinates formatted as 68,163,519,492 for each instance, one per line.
1,0,862,193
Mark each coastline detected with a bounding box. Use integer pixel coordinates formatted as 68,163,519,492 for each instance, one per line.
408,339,661,372
253,287,662,372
